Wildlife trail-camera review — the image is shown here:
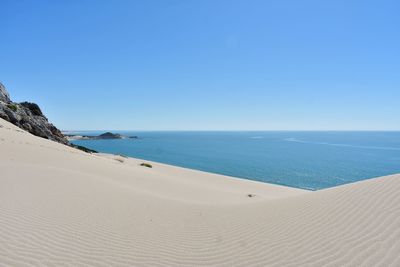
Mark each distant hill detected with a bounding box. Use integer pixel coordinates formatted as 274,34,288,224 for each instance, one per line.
98,132,123,139
65,131,138,140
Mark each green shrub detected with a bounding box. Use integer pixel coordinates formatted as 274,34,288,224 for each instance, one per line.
7,104,17,112
71,144,98,153
140,163,153,168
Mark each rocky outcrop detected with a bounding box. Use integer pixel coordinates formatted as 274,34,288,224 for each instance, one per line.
0,82,68,144
0,83,10,103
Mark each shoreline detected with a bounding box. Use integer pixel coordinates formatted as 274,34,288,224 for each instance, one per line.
97,152,315,191
97,152,400,192
68,130,400,191
95,152,310,200
71,142,399,192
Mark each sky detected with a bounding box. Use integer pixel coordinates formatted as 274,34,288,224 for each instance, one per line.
1,0,399,130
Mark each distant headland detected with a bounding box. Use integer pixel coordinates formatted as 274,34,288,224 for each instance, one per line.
65,132,138,141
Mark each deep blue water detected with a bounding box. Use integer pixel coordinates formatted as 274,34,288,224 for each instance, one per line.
70,131,400,190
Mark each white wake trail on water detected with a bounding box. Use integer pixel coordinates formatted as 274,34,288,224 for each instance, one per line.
284,138,400,151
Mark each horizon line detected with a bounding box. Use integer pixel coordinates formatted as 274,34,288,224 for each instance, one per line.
62,129,400,132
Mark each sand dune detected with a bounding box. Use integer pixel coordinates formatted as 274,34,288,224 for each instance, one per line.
1,117,400,266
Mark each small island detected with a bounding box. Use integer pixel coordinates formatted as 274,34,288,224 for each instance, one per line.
65,131,138,141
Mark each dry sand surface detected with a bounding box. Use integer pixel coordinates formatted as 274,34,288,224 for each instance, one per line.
1,117,400,266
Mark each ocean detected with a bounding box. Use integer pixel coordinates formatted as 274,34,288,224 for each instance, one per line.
70,131,400,190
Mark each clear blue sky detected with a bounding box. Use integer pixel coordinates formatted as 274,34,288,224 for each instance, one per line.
1,0,399,130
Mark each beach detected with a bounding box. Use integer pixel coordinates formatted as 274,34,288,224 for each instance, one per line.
1,117,400,266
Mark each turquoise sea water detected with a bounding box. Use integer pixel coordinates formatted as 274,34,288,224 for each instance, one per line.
70,131,400,190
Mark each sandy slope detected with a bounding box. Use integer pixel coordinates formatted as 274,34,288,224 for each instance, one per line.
1,118,399,266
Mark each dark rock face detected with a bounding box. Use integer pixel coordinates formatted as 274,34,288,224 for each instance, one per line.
0,83,69,144
20,102,44,117
0,83,10,103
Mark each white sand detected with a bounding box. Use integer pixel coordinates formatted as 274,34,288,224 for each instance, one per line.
1,117,399,266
